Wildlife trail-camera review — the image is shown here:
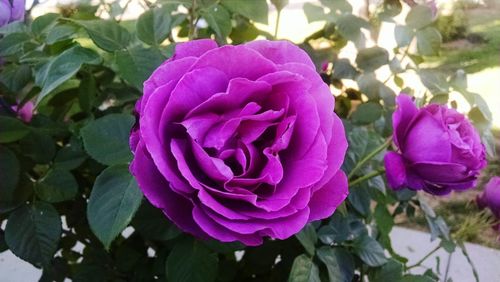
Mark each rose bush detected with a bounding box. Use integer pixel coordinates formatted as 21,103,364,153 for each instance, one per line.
385,94,486,195
0,1,496,281
130,39,348,245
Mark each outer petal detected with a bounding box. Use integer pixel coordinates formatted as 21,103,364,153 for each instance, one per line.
10,0,24,22
384,151,407,190
0,1,11,26
403,110,451,163
189,45,277,80
131,142,207,237
308,170,348,221
410,161,474,183
393,94,419,148
171,39,218,60
245,40,316,69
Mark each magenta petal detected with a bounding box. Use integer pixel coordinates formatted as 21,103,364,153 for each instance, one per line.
384,151,407,190
190,45,278,80
142,57,196,114
170,138,203,190
131,142,207,237
192,206,263,246
172,39,218,60
312,114,348,191
411,161,474,183
0,1,11,26
308,170,348,221
393,94,419,148
191,139,234,181
245,40,315,69
403,111,451,163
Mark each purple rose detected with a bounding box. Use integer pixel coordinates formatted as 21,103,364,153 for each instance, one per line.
129,39,348,245
0,0,25,27
384,94,486,195
477,177,500,218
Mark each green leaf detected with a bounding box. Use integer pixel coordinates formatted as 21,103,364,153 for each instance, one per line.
356,47,389,72
114,46,165,90
351,102,383,124
46,24,78,44
87,165,143,249
406,5,434,30
221,0,268,24
78,72,97,113
394,25,414,47
288,254,320,282
136,7,173,46
416,27,442,56
374,204,394,235
336,14,369,42
5,202,62,267
31,13,60,35
54,139,87,170
0,32,31,56
317,247,354,282
295,224,317,256
166,239,219,282
318,212,350,244
201,5,232,39
0,116,30,143
35,45,100,103
332,58,359,80
369,259,403,282
0,64,32,92
77,20,131,52
0,146,20,204
303,3,327,23
353,235,388,267
320,0,352,14
81,113,134,166
419,70,449,94
35,169,78,203
132,202,181,241
19,131,56,164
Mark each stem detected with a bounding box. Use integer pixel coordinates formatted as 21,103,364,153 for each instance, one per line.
349,169,385,187
347,137,393,180
407,245,440,270
382,38,413,85
460,243,480,282
188,0,198,40
274,9,282,39
443,252,453,282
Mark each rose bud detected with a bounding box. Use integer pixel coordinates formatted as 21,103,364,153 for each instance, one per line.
477,177,500,218
384,94,486,195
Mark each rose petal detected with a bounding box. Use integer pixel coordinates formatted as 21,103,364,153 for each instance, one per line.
308,170,348,221
393,94,419,148
384,151,407,190
245,40,315,69
172,39,218,60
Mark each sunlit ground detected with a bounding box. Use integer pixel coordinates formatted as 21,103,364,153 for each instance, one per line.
30,0,500,128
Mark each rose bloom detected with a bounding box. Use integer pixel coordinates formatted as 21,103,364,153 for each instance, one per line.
0,0,25,27
130,39,348,245
384,94,486,195
477,177,500,218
